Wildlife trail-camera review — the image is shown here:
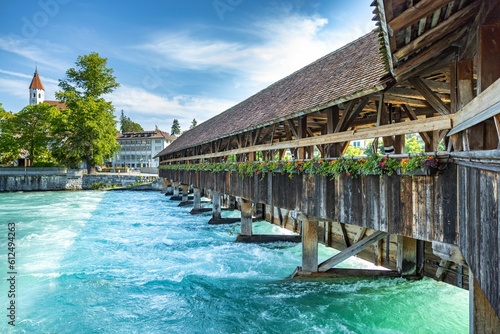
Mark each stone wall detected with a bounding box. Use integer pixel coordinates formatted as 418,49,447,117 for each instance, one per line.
0,170,161,192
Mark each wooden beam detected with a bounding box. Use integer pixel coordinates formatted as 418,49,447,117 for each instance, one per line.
401,104,433,146
335,100,355,133
409,77,450,115
161,115,454,163
395,26,468,80
342,98,369,131
337,222,351,248
449,78,500,136
318,231,389,272
394,1,479,61
287,119,299,138
388,0,454,32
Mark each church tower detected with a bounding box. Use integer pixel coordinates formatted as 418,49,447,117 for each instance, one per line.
29,68,45,105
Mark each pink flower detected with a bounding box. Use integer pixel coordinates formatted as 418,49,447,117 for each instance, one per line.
381,162,386,167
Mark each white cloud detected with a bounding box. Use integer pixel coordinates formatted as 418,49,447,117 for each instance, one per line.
109,84,236,132
135,11,374,92
0,35,70,73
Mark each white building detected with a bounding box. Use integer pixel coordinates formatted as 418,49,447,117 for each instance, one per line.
113,131,176,168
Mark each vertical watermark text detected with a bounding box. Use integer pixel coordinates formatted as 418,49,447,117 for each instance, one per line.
6,222,16,327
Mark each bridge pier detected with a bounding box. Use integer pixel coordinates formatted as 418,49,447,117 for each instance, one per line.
396,236,418,277
240,199,253,236
178,184,192,206
301,218,319,272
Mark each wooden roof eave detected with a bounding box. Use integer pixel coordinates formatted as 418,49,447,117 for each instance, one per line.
158,84,388,159
373,0,395,76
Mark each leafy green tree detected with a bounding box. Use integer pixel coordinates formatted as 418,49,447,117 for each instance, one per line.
405,135,424,154
120,110,144,133
171,119,181,136
10,103,59,165
344,145,363,157
54,52,120,172
190,118,198,129
0,104,18,165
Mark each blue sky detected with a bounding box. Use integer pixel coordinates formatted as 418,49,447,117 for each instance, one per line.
0,0,375,133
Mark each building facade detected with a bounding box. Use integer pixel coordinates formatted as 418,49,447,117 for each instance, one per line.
113,131,175,169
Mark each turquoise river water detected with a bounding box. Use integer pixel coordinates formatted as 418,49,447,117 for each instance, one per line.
0,190,468,333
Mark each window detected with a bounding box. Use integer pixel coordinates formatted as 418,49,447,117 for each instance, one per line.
38,93,41,98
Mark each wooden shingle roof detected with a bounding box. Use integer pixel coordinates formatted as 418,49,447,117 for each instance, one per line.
158,30,390,157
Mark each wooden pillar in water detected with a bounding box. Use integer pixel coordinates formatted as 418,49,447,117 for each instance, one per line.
240,199,253,236
302,218,318,272
228,196,236,210
172,181,179,196
181,184,189,202
212,191,221,220
396,236,417,276
193,188,201,210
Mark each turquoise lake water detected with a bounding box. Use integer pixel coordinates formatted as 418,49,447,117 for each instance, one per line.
0,190,468,333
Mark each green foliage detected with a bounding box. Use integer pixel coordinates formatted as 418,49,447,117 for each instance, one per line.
405,135,424,154
0,106,18,165
171,119,181,136
10,103,59,165
360,154,399,176
53,52,120,172
190,118,197,129
51,97,119,169
344,145,363,157
120,110,144,133
160,155,442,179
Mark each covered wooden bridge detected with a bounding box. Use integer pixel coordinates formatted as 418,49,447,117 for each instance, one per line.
157,0,500,331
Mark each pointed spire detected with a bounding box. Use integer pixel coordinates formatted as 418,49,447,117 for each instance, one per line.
29,67,45,90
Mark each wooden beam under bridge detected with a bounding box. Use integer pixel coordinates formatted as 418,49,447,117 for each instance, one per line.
318,231,389,272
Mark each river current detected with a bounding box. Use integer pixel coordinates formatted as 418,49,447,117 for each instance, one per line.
0,190,468,333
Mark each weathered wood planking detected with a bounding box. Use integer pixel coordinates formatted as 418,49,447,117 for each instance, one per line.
160,165,460,245
458,163,500,319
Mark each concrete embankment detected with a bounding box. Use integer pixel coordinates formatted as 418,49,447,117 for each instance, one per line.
0,168,161,192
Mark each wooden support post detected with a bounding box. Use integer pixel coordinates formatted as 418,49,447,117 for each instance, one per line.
301,218,318,272
228,196,236,210
212,191,221,220
469,271,500,333
240,199,253,236
479,22,500,149
193,188,201,210
396,236,418,276
172,181,179,196
163,178,173,195
337,222,350,248
298,116,307,159
319,231,389,272
181,184,189,202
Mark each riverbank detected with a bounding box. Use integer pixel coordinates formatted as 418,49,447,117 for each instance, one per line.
0,168,161,192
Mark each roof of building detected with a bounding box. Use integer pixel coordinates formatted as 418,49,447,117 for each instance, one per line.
29,69,45,90
117,130,176,141
158,30,390,157
44,100,67,110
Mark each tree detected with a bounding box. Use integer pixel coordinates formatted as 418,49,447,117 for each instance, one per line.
405,135,424,154
171,119,181,136
120,110,143,133
54,52,120,172
0,104,18,165
10,103,59,165
190,118,198,129
344,145,363,157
